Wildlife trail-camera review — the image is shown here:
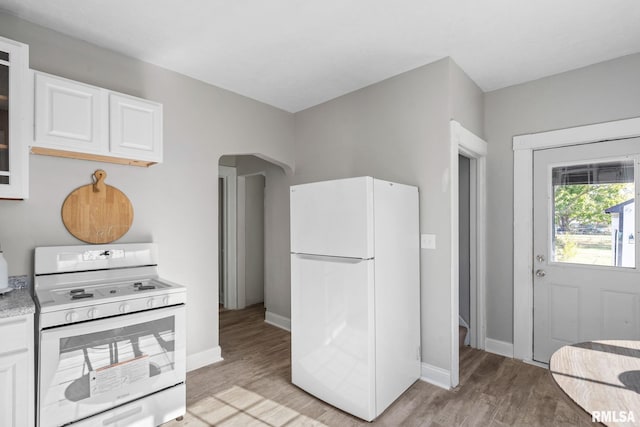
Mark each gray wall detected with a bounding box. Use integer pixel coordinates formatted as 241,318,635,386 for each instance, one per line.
458,155,470,325
450,60,485,139
294,58,483,371
451,58,482,331
484,53,640,343
0,13,295,361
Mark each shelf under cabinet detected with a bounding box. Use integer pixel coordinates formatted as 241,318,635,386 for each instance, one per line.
30,146,157,167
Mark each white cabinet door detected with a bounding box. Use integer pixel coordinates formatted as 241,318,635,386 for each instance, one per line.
290,177,374,259
0,349,32,427
34,72,107,153
0,36,29,199
0,314,34,427
109,93,162,163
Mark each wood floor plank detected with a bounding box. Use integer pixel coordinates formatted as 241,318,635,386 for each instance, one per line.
164,304,594,427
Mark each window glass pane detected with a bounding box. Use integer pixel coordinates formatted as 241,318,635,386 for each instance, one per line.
0,51,7,62
552,160,635,267
0,62,8,185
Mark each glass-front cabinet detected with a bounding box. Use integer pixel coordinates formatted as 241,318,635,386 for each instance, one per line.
0,36,28,199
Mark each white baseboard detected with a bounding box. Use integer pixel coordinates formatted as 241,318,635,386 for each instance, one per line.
420,362,451,390
485,338,514,358
523,358,549,369
265,311,291,332
187,346,223,372
458,315,470,329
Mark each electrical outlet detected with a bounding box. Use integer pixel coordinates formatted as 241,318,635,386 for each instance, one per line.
421,234,436,249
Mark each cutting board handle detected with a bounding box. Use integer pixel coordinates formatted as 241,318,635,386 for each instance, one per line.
93,169,106,193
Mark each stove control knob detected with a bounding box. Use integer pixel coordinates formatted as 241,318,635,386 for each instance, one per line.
65,311,79,323
162,296,169,306
147,298,156,308
87,308,99,319
119,303,131,313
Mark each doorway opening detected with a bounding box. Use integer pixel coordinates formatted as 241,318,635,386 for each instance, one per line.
459,154,472,350
450,120,487,388
219,164,237,311
219,157,267,312
217,155,290,330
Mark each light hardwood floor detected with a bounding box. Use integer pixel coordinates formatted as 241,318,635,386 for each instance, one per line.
166,304,595,426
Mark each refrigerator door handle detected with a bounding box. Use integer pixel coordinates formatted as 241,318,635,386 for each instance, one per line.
292,252,373,263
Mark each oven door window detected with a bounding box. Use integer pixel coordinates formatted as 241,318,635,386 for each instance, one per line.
39,305,186,427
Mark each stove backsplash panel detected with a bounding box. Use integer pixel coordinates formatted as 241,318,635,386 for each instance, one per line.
9,275,29,289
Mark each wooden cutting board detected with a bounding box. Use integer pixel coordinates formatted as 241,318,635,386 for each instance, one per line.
61,170,134,244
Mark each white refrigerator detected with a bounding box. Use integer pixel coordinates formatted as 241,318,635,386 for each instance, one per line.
290,176,420,421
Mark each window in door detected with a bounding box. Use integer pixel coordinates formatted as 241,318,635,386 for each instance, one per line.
551,160,635,267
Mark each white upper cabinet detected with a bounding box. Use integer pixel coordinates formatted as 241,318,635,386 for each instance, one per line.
34,72,107,153
109,92,162,162
32,71,163,166
0,36,29,199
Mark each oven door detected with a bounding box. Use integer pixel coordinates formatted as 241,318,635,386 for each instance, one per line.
38,305,185,427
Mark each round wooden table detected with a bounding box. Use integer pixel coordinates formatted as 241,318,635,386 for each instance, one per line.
550,340,640,426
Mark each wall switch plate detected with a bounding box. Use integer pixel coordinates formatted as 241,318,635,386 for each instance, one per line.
421,234,436,249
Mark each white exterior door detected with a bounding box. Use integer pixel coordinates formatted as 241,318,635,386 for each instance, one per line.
533,138,640,363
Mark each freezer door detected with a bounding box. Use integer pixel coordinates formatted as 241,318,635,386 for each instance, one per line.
290,177,374,259
291,254,376,421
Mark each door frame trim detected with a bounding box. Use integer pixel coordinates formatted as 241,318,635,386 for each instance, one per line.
450,120,488,388
219,165,238,310
512,116,640,362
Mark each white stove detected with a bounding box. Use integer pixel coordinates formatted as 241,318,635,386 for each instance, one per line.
34,243,186,427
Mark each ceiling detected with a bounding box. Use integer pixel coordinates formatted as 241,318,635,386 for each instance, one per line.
1,0,639,112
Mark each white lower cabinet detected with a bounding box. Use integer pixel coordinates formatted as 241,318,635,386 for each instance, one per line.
32,70,163,166
0,314,34,427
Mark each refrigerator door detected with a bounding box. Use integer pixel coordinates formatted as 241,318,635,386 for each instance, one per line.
291,254,376,421
290,177,374,259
